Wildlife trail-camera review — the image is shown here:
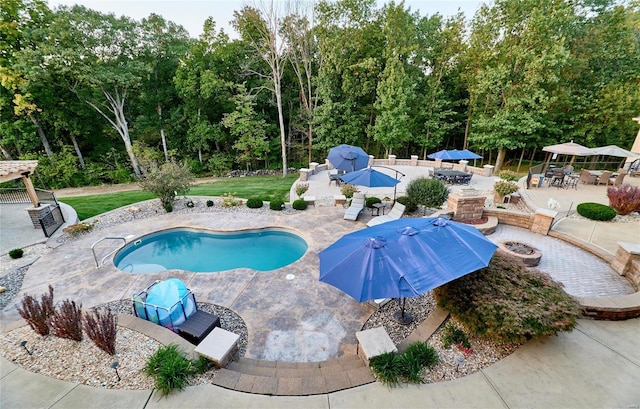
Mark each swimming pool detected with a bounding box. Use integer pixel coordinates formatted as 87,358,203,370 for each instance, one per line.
114,227,308,273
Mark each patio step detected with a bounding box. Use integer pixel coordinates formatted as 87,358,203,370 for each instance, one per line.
211,354,375,396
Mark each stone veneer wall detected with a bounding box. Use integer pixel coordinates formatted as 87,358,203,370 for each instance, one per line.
447,195,486,221
482,209,533,229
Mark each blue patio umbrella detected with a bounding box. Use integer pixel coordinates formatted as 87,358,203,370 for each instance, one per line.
338,167,400,188
327,144,370,172
318,217,497,322
428,149,482,160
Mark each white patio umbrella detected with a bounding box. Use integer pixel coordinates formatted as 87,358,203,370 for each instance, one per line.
542,141,597,156
591,145,640,158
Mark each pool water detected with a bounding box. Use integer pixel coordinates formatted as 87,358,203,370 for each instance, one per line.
114,228,308,273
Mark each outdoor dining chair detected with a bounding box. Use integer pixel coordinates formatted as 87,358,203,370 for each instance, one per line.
596,170,613,185
607,171,626,186
578,169,597,185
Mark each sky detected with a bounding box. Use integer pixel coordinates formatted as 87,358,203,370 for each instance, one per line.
46,0,484,38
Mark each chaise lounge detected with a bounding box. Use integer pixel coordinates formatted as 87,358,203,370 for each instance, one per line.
367,202,406,227
344,192,365,221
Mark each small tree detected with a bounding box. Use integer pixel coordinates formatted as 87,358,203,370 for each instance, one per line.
139,161,194,209
406,177,449,215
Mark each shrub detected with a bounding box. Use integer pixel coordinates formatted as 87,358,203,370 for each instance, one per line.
63,221,97,237
144,344,208,396
246,198,264,208
497,169,519,181
607,184,640,215
17,285,55,336
576,202,617,221
221,192,241,207
340,184,358,198
494,180,519,197
292,199,308,210
9,248,24,259
49,299,83,342
269,199,285,210
185,199,195,208
83,308,117,355
403,341,439,369
406,177,449,214
369,351,402,386
395,196,418,213
434,253,580,344
138,160,194,209
365,196,382,208
164,202,173,213
206,200,214,207
295,182,309,198
441,322,471,349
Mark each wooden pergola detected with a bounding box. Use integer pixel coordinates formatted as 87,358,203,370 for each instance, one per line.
0,160,40,206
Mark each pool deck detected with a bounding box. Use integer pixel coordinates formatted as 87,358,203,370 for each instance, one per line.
2,167,640,407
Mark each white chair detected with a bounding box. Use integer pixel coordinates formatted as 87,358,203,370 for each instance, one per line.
343,192,365,221
367,202,406,227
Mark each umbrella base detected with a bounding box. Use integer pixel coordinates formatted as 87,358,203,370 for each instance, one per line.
393,310,414,325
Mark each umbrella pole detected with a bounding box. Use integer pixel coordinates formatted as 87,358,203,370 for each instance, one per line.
394,297,414,325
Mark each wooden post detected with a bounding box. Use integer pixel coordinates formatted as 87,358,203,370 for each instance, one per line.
21,173,39,207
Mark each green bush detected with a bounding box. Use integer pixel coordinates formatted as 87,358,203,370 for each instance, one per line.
9,248,24,259
403,341,439,369
269,199,285,210
441,322,471,349
497,169,519,181
340,184,358,198
406,177,449,213
576,202,617,221
246,198,264,208
292,199,308,210
434,253,580,344
365,196,382,208
494,180,519,197
144,344,208,396
164,202,173,213
138,160,194,209
395,196,418,213
206,200,214,207
369,351,402,386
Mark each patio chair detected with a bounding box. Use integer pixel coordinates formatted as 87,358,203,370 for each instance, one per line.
607,171,626,186
596,170,613,185
344,192,365,221
367,202,406,227
578,169,596,185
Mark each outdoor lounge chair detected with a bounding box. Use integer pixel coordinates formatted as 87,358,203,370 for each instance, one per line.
367,202,406,227
344,192,365,220
578,169,596,185
596,170,613,185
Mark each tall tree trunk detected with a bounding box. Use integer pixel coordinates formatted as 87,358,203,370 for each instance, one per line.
198,148,202,165
69,134,85,169
28,113,53,159
274,75,288,177
516,147,525,173
158,104,169,162
495,149,506,173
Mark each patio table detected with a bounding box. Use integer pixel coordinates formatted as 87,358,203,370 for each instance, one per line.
434,169,471,184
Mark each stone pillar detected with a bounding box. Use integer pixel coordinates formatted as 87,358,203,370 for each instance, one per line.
299,168,310,181
388,155,396,166
410,155,418,166
483,164,495,177
611,242,640,288
435,159,443,169
368,155,374,167
309,162,319,174
325,158,332,169
459,160,468,172
447,193,486,222
531,208,557,235
26,204,51,229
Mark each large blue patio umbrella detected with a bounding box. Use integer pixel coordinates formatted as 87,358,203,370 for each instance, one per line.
428,149,482,160
319,217,497,322
327,144,370,172
339,167,401,201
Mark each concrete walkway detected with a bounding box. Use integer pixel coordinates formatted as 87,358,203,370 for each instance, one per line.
2,317,639,408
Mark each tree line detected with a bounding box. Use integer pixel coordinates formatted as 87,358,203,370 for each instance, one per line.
1,0,638,188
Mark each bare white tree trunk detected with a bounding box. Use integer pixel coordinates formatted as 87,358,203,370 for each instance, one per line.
158,104,169,162
85,87,141,177
28,113,54,159
69,134,85,168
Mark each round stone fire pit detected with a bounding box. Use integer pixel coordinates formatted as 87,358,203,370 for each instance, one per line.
497,241,542,267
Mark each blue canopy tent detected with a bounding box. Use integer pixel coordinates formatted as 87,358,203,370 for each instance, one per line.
327,144,370,172
427,149,482,161
319,217,497,323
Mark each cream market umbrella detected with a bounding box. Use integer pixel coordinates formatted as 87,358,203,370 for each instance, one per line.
542,141,597,156
591,145,640,158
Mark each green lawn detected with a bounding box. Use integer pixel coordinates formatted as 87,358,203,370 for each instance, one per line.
60,174,299,220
